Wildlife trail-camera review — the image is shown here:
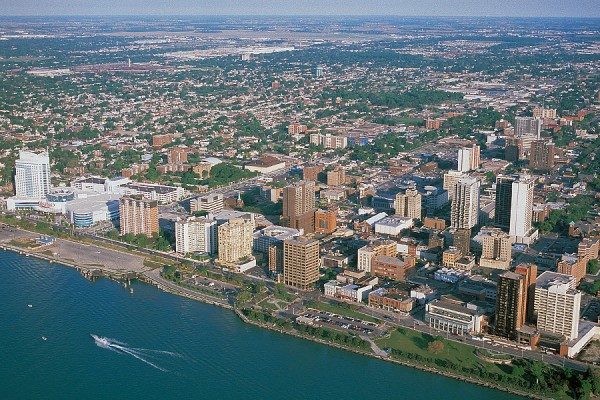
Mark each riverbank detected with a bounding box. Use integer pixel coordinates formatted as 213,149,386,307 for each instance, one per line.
235,308,548,400
0,236,587,400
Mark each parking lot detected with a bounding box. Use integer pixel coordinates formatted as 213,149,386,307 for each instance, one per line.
583,299,600,322
183,275,238,297
297,308,383,336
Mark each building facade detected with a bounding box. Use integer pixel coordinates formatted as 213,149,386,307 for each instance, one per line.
495,271,527,340
175,216,217,255
534,272,581,340
283,236,320,290
119,195,159,237
395,188,422,220
450,176,480,229
15,150,51,199
217,218,254,264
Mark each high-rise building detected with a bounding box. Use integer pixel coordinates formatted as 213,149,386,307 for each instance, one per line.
326,169,345,186
515,117,542,155
119,195,159,237
504,136,523,161
190,193,224,214
530,140,555,170
303,165,325,181
534,272,581,340
217,218,254,264
533,107,557,119
514,263,538,323
494,175,515,230
479,227,512,270
283,236,320,290
15,150,51,199
509,175,535,243
495,271,527,340
451,177,480,230
515,117,542,137
443,170,464,201
282,180,316,233
315,66,324,77
453,228,471,256
167,148,188,164
457,144,480,172
394,188,422,220
175,216,217,255
315,208,337,234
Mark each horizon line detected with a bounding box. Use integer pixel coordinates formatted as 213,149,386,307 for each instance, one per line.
1,14,600,19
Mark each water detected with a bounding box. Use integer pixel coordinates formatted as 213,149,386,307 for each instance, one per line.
0,250,522,399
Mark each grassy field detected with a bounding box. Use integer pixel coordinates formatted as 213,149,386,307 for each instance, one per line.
306,301,380,323
257,298,281,311
376,328,574,400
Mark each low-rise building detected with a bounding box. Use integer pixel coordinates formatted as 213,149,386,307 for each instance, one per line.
369,288,415,313
425,299,486,335
372,254,416,281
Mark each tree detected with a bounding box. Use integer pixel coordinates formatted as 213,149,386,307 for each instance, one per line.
428,340,445,355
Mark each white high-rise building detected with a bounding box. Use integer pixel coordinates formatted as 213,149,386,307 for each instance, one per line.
534,272,581,340
175,216,217,255
509,175,535,243
15,150,51,199
457,144,480,172
451,176,480,230
443,170,464,201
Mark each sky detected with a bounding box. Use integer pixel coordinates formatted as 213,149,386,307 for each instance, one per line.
0,0,599,17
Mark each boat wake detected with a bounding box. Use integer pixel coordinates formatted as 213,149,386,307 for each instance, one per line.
91,334,181,372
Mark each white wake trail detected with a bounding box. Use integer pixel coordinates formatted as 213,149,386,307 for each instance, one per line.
111,344,168,372
91,334,172,371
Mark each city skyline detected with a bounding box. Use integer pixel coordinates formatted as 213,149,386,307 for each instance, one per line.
1,0,599,17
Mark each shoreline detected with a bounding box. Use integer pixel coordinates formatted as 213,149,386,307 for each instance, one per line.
0,243,552,400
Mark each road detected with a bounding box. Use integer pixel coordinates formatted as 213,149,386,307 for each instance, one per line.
143,268,233,308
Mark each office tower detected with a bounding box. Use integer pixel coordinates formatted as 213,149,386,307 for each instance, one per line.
457,144,480,172
495,271,527,340
190,193,224,214
509,175,535,243
394,188,422,220
217,218,254,263
534,272,581,340
450,177,480,229
494,175,515,230
315,208,337,234
443,170,464,201
479,228,512,269
14,150,51,199
175,216,217,255
504,136,523,161
514,263,538,323
530,140,555,170
283,236,320,290
282,180,316,233
453,228,471,256
119,195,159,237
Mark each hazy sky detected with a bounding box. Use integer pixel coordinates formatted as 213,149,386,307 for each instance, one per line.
0,0,599,17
